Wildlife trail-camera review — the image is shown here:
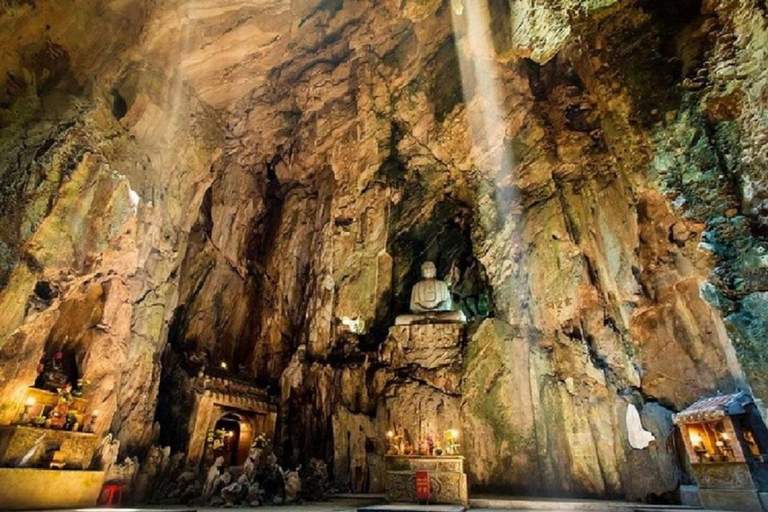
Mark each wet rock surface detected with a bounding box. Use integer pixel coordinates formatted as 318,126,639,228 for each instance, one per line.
0,0,766,503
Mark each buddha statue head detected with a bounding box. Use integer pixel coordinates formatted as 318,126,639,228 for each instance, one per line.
421,261,437,280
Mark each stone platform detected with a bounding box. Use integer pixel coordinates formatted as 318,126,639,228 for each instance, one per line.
385,456,468,505
0,424,98,469
0,468,104,510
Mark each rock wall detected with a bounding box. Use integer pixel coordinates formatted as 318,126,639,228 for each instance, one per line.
0,0,766,502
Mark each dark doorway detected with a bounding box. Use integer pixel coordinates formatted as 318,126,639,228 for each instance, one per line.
213,414,241,466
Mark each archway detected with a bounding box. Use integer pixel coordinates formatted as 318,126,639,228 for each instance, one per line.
210,412,256,467
212,414,242,466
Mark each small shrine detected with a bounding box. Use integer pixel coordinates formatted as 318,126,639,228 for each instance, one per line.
381,260,468,505
186,370,278,469
674,392,768,512
0,351,104,510
384,427,467,504
0,351,99,469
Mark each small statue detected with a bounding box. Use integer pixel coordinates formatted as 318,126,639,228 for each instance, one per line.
134,445,164,503
244,435,268,480
221,474,248,506
419,439,430,456
282,466,302,504
203,456,225,499
395,261,466,325
35,351,70,391
93,434,120,476
260,453,286,504
301,458,329,501
17,434,47,467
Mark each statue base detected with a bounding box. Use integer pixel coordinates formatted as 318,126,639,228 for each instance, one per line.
395,311,466,326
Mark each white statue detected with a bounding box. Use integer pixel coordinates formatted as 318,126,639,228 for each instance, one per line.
17,434,47,467
410,261,452,312
396,261,466,325
203,456,225,499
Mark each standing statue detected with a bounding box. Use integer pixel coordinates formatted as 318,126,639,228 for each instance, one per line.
203,456,225,499
282,466,302,504
134,445,164,503
396,261,466,325
93,434,121,479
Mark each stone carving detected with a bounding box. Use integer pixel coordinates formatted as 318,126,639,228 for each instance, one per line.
396,262,466,325
221,474,248,506
134,445,166,503
693,463,755,490
282,466,302,504
203,455,225,499
17,434,47,467
385,455,467,504
93,433,120,477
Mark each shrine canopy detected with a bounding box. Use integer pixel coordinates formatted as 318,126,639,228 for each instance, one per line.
673,391,754,424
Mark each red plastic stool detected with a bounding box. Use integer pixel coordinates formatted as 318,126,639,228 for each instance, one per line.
97,482,124,508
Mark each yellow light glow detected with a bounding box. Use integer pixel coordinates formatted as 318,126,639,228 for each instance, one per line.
92,410,100,417
221,362,228,370
386,430,394,439
721,433,730,441
689,433,702,446
448,429,459,439
25,397,36,407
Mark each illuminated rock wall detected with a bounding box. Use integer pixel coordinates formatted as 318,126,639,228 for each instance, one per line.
0,0,766,501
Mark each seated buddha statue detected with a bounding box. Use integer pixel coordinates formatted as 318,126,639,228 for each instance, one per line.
395,261,466,325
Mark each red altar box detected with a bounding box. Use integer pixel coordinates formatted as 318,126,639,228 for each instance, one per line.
415,470,431,502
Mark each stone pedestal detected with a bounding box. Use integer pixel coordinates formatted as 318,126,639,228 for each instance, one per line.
693,462,768,512
381,324,464,372
385,456,468,504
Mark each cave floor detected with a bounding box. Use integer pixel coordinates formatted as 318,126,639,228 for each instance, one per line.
37,496,717,512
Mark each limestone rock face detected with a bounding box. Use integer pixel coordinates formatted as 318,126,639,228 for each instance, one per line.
0,0,766,502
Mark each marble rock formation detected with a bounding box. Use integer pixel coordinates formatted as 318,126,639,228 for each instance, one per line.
0,0,766,503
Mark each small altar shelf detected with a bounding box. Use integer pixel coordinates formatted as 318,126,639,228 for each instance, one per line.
0,425,97,469
385,455,468,505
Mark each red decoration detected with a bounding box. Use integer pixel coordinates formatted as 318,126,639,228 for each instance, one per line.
415,470,430,502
